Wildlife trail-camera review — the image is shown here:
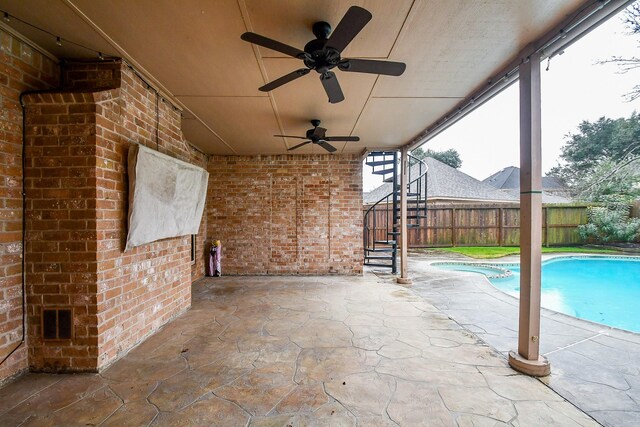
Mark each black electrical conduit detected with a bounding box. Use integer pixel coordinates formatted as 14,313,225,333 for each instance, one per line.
0,90,33,368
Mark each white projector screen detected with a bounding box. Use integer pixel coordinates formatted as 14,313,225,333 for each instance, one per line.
125,144,209,250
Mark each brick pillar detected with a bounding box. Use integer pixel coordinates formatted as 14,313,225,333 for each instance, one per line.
23,92,100,372
22,62,202,373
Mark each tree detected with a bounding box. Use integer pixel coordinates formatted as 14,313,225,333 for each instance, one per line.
411,147,462,169
573,157,640,202
578,196,640,243
548,112,640,200
602,3,640,101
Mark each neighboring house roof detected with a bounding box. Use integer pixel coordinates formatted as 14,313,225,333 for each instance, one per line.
364,158,572,205
483,166,567,190
421,158,516,203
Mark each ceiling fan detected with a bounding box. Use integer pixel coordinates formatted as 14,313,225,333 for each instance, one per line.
241,6,406,103
276,119,360,153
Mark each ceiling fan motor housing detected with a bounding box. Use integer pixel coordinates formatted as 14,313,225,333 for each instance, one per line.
305,129,315,140
304,22,341,74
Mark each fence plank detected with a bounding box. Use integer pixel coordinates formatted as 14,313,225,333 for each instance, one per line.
364,202,590,247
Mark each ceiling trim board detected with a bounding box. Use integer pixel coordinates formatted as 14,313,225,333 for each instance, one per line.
342,73,380,154
364,146,403,153
385,0,417,59
370,96,466,100
174,95,270,98
62,0,238,155
237,0,289,152
341,0,416,153
405,0,634,151
62,0,176,103
343,0,417,152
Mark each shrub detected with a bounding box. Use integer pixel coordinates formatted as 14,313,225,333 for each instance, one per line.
578,201,640,243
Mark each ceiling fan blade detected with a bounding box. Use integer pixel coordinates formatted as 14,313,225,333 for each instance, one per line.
288,141,312,151
274,135,307,139
317,141,337,153
312,126,327,139
259,68,310,92
324,136,360,142
320,72,345,104
241,32,306,58
338,59,406,76
325,6,372,53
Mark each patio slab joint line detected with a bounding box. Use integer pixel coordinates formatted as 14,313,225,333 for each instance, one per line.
542,332,606,357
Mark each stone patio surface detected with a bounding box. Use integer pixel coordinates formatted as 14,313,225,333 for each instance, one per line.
0,274,597,426
405,252,640,427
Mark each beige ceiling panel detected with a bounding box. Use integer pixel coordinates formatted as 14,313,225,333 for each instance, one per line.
262,58,377,140
181,118,235,155
3,0,591,154
0,0,113,58
70,0,266,96
373,0,584,98
354,98,461,148
179,96,284,155
245,0,413,58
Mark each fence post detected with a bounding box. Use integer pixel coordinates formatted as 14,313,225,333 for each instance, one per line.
451,207,457,247
498,207,503,247
544,207,549,247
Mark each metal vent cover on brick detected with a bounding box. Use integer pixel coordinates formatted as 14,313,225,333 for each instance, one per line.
42,308,73,340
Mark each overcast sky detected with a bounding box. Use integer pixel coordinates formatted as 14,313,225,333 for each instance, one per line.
363,7,640,192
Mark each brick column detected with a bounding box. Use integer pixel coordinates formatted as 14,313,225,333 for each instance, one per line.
21,62,205,373
23,92,100,372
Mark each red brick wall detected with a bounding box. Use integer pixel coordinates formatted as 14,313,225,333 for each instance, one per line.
207,155,363,275
92,65,207,367
192,214,207,281
0,29,59,383
21,61,208,373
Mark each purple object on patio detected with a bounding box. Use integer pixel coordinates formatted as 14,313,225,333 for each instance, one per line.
208,241,221,277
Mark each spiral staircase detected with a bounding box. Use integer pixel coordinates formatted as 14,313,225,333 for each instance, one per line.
363,152,428,272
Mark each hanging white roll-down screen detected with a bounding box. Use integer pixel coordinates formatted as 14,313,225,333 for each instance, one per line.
126,144,208,250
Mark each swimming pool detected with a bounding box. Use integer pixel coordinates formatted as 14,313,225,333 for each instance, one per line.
434,256,640,333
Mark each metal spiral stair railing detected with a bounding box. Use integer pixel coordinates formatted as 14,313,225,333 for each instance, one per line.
363,151,428,273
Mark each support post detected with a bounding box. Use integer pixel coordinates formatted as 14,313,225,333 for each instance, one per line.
509,50,550,376
397,147,411,285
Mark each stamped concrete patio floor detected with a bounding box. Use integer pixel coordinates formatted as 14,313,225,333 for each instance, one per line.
403,252,640,427
0,275,598,426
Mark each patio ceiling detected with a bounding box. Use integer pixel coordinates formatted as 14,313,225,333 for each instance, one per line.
0,0,588,155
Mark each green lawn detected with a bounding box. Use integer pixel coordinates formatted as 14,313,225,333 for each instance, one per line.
422,246,618,259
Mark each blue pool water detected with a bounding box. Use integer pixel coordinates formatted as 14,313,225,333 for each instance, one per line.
489,257,640,333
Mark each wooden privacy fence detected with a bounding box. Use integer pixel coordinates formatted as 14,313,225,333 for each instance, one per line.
363,203,590,247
